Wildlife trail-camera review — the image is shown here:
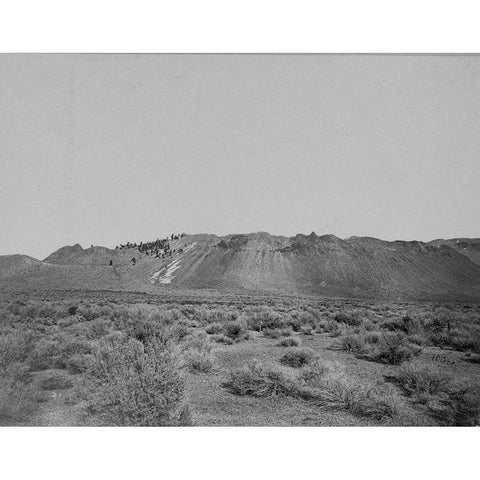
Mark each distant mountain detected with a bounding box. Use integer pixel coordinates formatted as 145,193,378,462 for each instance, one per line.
428,238,480,266
43,244,139,266
2,232,480,300
0,254,41,279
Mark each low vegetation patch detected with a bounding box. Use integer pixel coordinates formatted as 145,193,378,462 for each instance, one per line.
0,363,37,423
395,363,451,400
279,348,317,368
277,336,301,347
428,385,480,426
39,371,73,390
334,311,363,327
223,320,249,342
225,359,399,421
263,327,293,339
225,362,297,397
299,373,400,421
371,333,421,365
337,333,366,353
183,350,215,373
393,362,480,426
205,323,223,335
66,354,95,374
211,333,234,345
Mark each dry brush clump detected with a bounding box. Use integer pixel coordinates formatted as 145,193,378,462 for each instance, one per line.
393,362,480,426
395,363,452,400
280,347,317,368
183,350,215,373
78,336,192,426
224,362,298,397
263,327,294,339
211,333,234,345
205,322,224,335
0,332,38,423
299,374,400,421
333,310,365,327
245,307,287,332
225,359,400,422
0,364,38,423
428,385,480,426
277,336,301,347
66,353,95,374
194,306,239,326
337,331,421,365
223,319,249,342
379,310,480,354
180,332,216,374
39,371,73,390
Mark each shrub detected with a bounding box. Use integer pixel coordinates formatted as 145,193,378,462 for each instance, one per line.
430,329,480,354
183,350,215,373
225,360,398,421
263,328,293,339
29,338,63,371
428,385,480,426
86,318,111,339
395,363,451,400
247,308,286,332
465,353,480,364
0,332,34,369
205,323,223,335
337,333,366,353
280,348,316,368
80,337,191,426
277,336,301,347
225,362,297,397
366,333,421,365
223,320,249,341
300,325,314,335
334,311,363,327
166,323,191,342
315,320,329,333
0,363,38,423
57,316,80,328
324,320,342,337
211,334,234,345
39,371,73,390
66,354,94,374
298,374,399,421
298,360,329,383
424,315,452,334
381,315,420,335
288,311,317,332
68,306,78,316
363,331,381,345
181,332,212,353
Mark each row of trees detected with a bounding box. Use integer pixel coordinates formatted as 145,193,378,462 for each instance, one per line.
116,234,186,259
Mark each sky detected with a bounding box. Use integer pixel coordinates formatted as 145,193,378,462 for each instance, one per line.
1,54,480,259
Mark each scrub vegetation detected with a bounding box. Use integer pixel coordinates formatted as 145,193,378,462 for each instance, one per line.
1,292,479,426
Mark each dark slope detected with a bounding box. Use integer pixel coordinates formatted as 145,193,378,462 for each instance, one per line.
428,238,480,266
152,233,480,299
3,233,480,300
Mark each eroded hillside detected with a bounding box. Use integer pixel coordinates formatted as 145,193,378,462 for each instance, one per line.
2,232,480,300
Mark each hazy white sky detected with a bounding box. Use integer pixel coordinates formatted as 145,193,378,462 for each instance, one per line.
1,54,479,259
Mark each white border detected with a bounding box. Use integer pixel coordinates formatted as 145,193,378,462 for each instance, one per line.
0,427,478,480
0,0,479,52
